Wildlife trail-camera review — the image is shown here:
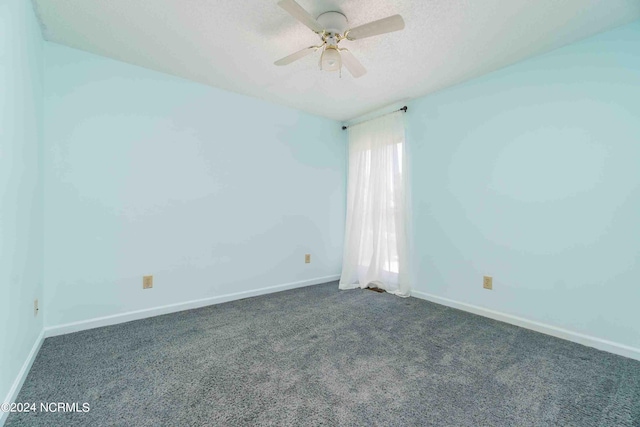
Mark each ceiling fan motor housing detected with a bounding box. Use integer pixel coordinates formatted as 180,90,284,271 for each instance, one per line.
317,11,348,44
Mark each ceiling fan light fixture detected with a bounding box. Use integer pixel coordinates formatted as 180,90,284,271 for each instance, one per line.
275,0,405,78
321,47,341,72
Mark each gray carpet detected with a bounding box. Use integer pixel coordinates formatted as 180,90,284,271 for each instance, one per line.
6,282,640,426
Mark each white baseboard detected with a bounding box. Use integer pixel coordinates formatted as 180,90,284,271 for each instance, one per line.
1,329,45,426
411,290,640,361
44,275,340,338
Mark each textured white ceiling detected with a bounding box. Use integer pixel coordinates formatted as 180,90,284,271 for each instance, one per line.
33,0,640,121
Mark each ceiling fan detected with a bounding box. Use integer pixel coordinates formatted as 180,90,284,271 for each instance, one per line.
274,0,405,78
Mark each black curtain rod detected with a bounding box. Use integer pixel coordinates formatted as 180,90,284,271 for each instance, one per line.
341,106,408,130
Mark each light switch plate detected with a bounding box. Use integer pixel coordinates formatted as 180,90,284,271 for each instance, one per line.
143,275,153,289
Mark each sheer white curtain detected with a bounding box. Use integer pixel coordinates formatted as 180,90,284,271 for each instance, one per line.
339,111,410,297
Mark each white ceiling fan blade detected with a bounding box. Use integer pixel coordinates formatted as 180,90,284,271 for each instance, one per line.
278,0,324,33
274,46,319,66
346,14,405,40
340,49,367,78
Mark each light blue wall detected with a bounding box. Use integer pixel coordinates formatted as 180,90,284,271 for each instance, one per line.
407,21,640,348
0,0,44,405
43,44,346,327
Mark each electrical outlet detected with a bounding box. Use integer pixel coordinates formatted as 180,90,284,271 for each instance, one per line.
34,299,39,316
305,254,311,264
143,275,153,289
483,276,493,290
